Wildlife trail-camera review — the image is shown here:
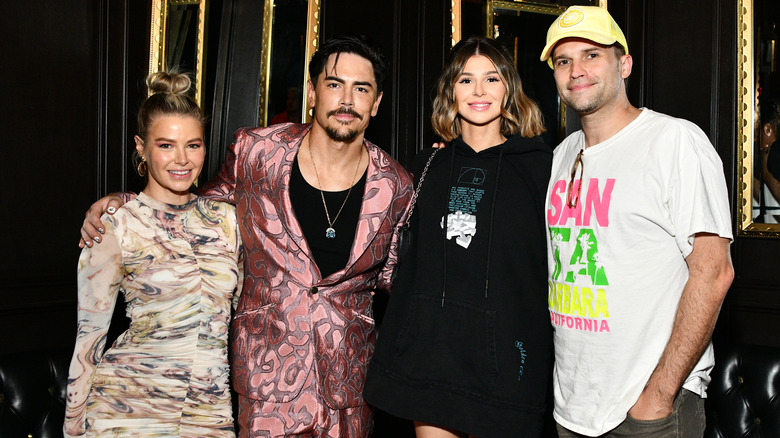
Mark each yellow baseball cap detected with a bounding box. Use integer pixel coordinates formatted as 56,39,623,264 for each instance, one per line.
539,6,628,68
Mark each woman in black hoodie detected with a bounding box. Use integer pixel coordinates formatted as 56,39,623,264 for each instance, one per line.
364,37,553,437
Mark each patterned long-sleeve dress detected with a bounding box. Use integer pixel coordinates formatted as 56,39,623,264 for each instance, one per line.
64,192,243,437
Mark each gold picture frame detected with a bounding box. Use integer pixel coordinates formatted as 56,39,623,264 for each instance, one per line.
486,1,567,36
258,0,274,126
149,0,207,107
258,0,320,126
452,0,462,46
485,0,607,35
736,0,780,237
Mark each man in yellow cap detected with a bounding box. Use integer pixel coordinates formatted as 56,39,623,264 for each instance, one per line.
540,6,734,437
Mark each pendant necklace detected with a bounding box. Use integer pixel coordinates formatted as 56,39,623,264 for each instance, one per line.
308,141,363,239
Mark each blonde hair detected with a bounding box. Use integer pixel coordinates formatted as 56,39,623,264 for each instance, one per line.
133,71,206,169
137,71,205,140
431,37,545,142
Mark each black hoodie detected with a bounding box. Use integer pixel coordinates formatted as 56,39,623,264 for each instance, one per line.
365,134,554,437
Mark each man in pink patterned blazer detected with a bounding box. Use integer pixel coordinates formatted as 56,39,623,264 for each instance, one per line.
80,35,413,437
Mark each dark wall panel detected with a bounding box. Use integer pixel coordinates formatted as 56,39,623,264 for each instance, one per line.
0,1,98,289
320,0,397,156
647,0,716,134
0,0,100,354
204,0,266,182
392,0,450,168
0,0,148,354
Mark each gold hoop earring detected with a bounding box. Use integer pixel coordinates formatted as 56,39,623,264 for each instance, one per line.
137,160,147,177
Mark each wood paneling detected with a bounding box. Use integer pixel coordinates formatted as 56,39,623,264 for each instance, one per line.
0,0,98,341
0,0,143,354
203,0,266,182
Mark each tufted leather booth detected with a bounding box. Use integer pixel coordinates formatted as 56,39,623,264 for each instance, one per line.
1,342,778,438
0,349,70,438
705,341,780,438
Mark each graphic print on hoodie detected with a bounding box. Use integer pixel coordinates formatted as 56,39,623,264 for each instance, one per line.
444,165,487,248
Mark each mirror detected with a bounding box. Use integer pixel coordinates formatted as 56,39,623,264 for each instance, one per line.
737,0,780,237
455,0,605,148
490,1,568,146
258,0,320,126
149,0,207,107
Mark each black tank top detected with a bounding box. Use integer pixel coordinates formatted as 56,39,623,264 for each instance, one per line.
289,156,367,278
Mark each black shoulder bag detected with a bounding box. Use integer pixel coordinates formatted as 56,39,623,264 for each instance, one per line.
392,149,439,282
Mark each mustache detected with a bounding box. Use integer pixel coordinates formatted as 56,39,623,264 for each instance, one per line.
326,107,362,120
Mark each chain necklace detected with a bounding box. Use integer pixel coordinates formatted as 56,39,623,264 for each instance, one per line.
307,141,363,239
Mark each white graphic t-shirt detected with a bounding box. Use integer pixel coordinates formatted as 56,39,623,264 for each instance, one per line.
545,109,733,436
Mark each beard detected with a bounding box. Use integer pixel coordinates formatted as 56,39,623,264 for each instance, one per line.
325,126,360,142
323,107,364,142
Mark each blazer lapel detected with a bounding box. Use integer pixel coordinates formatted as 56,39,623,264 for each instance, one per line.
337,142,397,279
275,133,395,285
273,125,318,269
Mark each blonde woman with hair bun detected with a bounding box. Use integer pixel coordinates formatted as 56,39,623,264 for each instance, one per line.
64,71,242,437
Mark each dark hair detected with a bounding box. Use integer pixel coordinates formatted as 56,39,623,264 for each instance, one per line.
431,36,545,141
612,43,626,58
761,97,780,128
308,34,388,93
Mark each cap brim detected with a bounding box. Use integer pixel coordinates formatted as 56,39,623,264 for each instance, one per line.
540,32,620,65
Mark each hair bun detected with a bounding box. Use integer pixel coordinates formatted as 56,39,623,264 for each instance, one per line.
146,71,192,96
137,70,204,141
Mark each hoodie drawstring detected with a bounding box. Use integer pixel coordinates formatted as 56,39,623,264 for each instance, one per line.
441,145,503,305
483,149,503,299
441,149,457,307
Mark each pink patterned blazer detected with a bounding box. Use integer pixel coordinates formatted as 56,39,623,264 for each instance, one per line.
199,123,413,409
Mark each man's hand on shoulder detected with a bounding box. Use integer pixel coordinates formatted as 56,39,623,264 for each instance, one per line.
79,195,125,248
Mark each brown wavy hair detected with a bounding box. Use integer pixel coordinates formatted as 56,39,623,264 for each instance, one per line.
432,37,545,142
